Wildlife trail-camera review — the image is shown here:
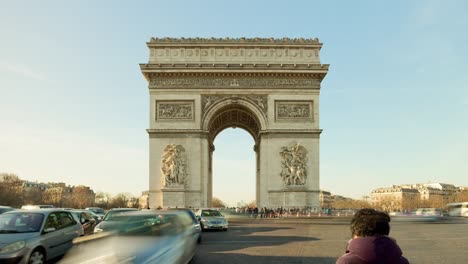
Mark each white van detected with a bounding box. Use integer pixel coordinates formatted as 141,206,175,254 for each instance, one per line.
447,202,468,217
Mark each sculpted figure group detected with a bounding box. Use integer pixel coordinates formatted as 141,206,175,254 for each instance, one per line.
160,144,188,186
280,143,308,186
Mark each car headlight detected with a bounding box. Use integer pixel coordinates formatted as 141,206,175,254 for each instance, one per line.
0,240,26,254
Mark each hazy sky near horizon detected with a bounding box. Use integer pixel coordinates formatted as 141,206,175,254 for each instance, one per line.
1,0,467,206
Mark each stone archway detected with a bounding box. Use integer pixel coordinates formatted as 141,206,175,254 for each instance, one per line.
204,100,264,207
141,37,329,209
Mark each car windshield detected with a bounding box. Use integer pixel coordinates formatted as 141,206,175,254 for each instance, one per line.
104,210,137,221
114,214,184,236
201,210,223,217
0,208,14,214
89,208,105,214
0,213,44,233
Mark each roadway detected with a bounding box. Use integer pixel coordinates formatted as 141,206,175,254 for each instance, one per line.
193,217,468,264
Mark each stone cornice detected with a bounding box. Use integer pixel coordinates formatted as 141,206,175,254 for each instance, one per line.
268,189,320,193
147,129,209,138
260,129,323,135
140,63,329,72
148,37,322,47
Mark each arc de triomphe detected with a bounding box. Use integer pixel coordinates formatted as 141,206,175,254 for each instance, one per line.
140,37,329,209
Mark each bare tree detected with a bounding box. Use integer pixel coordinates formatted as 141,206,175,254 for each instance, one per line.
0,173,23,207
212,197,226,208
23,187,43,205
42,187,64,207
109,193,131,208
246,200,257,208
70,186,95,209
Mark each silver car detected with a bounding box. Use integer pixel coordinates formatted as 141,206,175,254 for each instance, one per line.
195,209,228,231
0,209,83,264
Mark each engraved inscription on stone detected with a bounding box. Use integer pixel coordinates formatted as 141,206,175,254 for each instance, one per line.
161,144,188,187
279,143,308,186
275,101,313,121
150,77,319,89
202,95,267,115
156,101,194,120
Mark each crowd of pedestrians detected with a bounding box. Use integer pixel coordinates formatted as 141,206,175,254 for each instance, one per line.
233,206,333,218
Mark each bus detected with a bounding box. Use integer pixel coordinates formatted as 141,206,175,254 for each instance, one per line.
447,202,468,217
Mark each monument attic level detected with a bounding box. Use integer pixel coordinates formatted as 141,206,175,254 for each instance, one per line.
140,37,329,209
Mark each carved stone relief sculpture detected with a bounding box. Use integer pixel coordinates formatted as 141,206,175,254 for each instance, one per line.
276,101,313,121
156,101,194,120
149,77,320,90
161,144,188,187
279,143,308,186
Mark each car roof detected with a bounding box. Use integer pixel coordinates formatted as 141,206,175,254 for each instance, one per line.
109,208,138,211
3,209,72,215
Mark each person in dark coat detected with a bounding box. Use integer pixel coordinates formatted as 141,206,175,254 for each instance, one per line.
336,208,409,264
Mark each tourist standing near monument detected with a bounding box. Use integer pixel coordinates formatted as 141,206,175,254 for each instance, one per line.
336,208,409,264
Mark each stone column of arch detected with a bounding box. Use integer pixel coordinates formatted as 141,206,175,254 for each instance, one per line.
141,37,328,209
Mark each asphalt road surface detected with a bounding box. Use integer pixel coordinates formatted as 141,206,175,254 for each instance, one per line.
193,217,468,264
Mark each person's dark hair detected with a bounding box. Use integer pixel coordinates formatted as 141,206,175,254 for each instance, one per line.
350,208,390,237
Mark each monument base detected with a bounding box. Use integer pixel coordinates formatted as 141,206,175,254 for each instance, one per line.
161,187,186,208
267,188,320,209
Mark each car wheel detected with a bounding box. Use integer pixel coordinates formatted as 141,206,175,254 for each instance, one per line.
197,235,202,244
223,228,228,232
29,249,45,264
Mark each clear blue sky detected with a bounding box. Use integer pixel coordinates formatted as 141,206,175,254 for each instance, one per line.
1,0,467,206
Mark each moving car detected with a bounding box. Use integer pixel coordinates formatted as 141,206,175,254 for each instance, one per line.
94,208,138,233
164,208,202,243
85,207,106,218
0,209,82,264
195,209,228,231
61,210,198,264
0,205,15,214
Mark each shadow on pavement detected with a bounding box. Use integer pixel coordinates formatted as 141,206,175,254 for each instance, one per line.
196,225,327,263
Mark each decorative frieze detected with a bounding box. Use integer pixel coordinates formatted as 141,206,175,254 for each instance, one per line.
275,100,313,121
161,144,188,187
202,95,267,115
279,143,308,186
149,76,320,89
156,100,194,121
148,38,322,64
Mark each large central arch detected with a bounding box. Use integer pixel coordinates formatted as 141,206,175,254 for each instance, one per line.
141,37,329,209
205,99,264,206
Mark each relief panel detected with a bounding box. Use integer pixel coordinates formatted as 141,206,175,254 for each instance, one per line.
275,100,313,122
156,100,194,121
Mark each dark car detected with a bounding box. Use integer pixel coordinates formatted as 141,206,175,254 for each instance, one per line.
164,208,202,243
69,210,97,235
62,210,198,264
85,207,106,218
94,208,139,233
0,205,16,214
